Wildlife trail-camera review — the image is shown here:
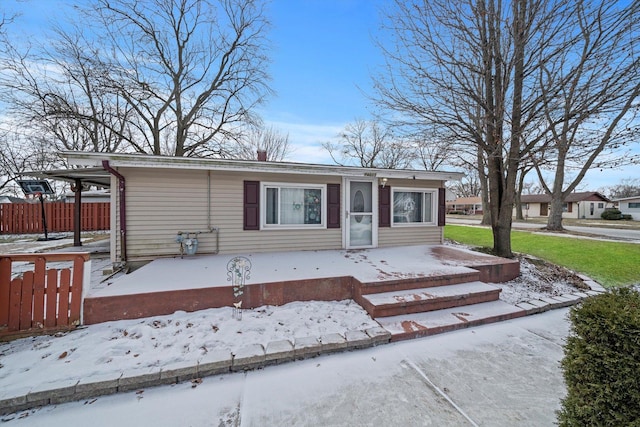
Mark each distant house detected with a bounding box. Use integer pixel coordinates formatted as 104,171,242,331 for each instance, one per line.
446,196,483,215
614,196,640,221
518,192,612,219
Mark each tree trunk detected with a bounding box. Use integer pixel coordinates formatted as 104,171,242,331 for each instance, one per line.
545,150,567,231
477,136,492,226
492,216,513,258
546,196,564,231
515,190,523,220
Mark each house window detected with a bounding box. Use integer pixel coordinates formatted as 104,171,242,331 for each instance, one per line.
392,188,437,225
598,203,604,208
263,183,325,228
629,203,640,209
562,203,569,212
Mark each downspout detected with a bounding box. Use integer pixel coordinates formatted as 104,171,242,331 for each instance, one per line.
102,160,127,263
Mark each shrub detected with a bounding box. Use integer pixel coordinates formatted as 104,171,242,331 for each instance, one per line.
557,288,640,426
601,209,623,220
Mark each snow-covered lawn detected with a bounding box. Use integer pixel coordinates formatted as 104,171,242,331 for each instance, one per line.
0,300,379,397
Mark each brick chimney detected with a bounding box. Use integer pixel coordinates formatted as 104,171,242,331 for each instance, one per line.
257,149,267,161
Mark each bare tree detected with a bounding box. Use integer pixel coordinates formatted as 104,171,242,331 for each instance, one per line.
0,25,130,156
531,1,640,230
449,163,483,198
603,179,640,199
323,119,414,168
82,0,272,157
373,0,565,257
414,127,456,171
233,124,291,161
0,130,59,196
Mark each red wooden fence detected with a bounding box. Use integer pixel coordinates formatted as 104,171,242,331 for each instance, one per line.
0,202,110,234
0,253,89,340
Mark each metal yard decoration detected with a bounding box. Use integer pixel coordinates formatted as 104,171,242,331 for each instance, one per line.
226,256,251,320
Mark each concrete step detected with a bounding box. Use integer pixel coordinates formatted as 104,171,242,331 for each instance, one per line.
360,281,501,318
376,300,526,342
357,271,481,296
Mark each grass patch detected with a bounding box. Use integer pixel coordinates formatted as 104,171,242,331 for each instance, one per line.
445,225,640,288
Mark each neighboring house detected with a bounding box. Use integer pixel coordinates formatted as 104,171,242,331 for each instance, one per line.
614,196,640,221
54,152,463,264
518,192,612,219
0,196,28,204
64,189,110,203
446,196,483,215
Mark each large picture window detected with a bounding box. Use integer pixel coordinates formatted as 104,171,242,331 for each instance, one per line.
392,188,437,225
263,183,325,228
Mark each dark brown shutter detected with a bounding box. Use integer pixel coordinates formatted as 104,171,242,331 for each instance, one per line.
438,187,446,226
379,185,391,227
327,184,341,228
243,181,260,230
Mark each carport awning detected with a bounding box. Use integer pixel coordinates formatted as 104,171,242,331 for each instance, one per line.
22,167,111,188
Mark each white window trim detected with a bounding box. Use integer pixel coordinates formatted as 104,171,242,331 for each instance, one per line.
261,182,327,230
391,187,438,227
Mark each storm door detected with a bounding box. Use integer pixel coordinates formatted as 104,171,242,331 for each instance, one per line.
345,179,377,249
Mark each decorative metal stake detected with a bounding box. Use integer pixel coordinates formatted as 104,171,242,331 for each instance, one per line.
227,256,251,320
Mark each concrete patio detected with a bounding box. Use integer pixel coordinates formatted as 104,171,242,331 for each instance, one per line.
84,245,525,340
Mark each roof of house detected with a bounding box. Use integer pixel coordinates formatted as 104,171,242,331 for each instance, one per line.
447,196,482,205
26,152,465,188
521,192,611,203
613,195,640,202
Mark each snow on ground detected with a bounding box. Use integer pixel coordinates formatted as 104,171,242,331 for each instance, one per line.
0,234,587,408
496,256,584,305
0,300,379,397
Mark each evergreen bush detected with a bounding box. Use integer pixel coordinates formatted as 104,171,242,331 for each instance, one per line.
601,209,622,220
558,287,640,426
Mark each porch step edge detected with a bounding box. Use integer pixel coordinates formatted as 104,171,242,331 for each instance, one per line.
375,300,526,342
361,281,501,318
357,271,481,295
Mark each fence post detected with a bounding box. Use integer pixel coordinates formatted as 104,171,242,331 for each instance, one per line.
0,257,11,326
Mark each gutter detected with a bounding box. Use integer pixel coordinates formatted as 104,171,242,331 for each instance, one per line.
102,160,127,263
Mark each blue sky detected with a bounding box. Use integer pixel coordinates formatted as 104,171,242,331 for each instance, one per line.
263,0,384,163
4,0,383,165
4,0,638,190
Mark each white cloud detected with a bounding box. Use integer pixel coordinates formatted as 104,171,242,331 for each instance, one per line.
264,119,345,164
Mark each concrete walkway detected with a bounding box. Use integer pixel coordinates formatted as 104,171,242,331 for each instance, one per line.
2,307,573,426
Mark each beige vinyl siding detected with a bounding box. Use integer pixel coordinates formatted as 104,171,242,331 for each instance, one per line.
111,168,448,261
115,167,342,260
124,168,210,259
379,226,443,247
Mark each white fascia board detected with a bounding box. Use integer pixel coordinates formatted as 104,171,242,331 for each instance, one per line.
63,151,464,182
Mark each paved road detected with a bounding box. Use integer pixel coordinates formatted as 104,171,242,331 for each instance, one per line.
448,217,640,243
3,308,570,426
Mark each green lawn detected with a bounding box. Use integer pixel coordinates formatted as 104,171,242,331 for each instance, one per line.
444,225,640,288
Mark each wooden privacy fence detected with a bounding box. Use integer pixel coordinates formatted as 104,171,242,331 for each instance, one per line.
0,253,90,340
0,202,110,234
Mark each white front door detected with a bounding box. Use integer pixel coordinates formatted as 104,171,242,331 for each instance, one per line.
345,179,377,249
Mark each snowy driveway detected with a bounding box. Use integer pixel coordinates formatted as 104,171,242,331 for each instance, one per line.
4,308,569,426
